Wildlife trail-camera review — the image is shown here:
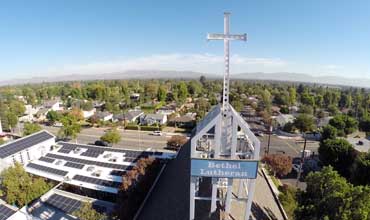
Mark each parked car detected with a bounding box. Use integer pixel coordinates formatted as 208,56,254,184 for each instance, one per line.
94,140,112,147
151,131,163,136
254,131,264,137
292,164,300,173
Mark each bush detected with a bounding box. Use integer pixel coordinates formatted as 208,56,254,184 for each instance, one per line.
140,125,163,131
125,124,139,130
278,184,298,219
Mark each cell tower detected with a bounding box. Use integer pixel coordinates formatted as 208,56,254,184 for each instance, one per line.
190,12,260,220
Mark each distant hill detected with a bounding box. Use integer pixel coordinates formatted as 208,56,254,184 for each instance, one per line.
0,70,369,88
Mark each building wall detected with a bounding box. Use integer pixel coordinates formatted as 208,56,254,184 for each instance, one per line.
0,138,55,172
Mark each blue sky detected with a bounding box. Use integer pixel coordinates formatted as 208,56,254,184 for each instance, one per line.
1,0,370,80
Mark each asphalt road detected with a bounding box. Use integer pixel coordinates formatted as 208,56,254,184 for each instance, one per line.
258,134,320,158
42,125,170,150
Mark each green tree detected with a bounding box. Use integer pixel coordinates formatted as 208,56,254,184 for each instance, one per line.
320,125,338,141
100,129,121,146
177,82,188,103
329,114,358,136
72,202,107,220
46,110,60,124
23,122,41,136
295,166,370,220
9,100,26,116
319,138,357,178
59,115,81,141
293,114,315,133
288,87,297,106
351,152,370,186
157,85,167,102
279,184,297,219
5,111,18,132
0,163,52,207
359,117,370,132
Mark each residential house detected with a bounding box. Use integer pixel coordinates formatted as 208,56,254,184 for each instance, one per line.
19,105,39,122
94,111,113,122
169,115,195,128
275,114,295,128
113,110,144,123
35,108,49,122
156,106,176,116
317,116,333,128
44,100,62,111
82,108,96,119
140,114,167,125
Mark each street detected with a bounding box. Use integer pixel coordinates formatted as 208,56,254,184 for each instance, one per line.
42,125,170,150
258,134,320,158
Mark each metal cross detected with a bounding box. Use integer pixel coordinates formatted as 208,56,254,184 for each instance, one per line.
207,12,247,117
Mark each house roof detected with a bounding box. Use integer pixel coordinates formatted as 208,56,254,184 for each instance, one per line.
170,115,194,123
275,114,295,125
95,111,112,119
144,114,165,120
125,110,143,121
44,100,59,108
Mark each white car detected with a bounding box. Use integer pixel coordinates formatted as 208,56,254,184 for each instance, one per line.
151,131,163,136
292,164,301,173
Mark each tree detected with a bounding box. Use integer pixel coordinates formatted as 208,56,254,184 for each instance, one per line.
319,138,357,178
23,122,41,136
5,111,18,132
59,115,81,141
199,75,206,86
0,163,52,207
295,166,370,220
262,154,292,177
177,82,188,103
359,117,370,132
167,135,187,150
100,129,121,146
351,152,370,186
46,110,60,125
9,100,25,117
329,114,358,136
293,114,315,133
288,87,296,106
320,125,338,141
72,202,107,220
157,85,167,102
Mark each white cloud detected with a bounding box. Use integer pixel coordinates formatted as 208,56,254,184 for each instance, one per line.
46,53,288,75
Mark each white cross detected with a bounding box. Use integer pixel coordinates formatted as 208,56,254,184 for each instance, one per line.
207,12,247,116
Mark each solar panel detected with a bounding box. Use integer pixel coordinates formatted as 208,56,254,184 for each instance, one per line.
0,131,54,159
64,162,84,169
0,204,16,220
73,175,122,188
80,148,104,158
27,163,68,176
45,194,82,214
58,142,152,158
39,157,55,163
46,153,131,170
110,170,126,176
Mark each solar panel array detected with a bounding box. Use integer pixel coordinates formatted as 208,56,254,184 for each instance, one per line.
64,162,85,169
0,131,54,159
27,163,68,176
45,194,82,214
46,153,131,170
110,170,126,176
0,204,16,220
58,142,159,159
39,156,56,163
80,148,105,158
73,175,122,188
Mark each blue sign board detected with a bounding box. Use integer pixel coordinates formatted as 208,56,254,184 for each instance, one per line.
191,158,258,179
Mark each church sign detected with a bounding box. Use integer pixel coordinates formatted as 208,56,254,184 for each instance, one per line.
191,158,258,179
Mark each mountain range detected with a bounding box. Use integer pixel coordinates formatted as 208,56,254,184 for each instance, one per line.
0,70,369,88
